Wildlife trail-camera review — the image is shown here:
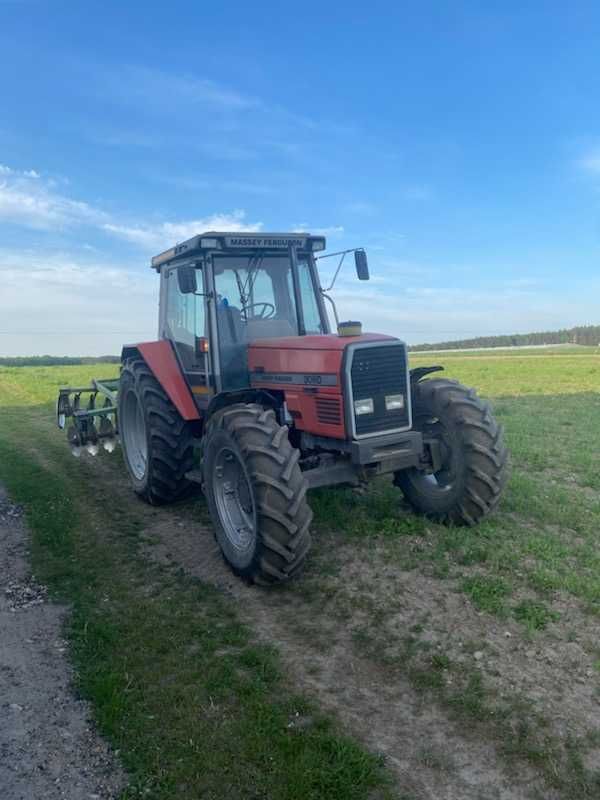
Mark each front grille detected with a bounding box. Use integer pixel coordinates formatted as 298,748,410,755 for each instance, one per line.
315,395,342,426
350,343,410,435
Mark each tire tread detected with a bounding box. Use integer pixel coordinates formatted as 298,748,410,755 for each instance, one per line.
395,378,509,525
203,403,311,584
120,358,195,505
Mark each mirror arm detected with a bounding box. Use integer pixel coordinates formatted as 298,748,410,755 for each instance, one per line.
320,290,340,328
324,252,347,292
315,247,369,288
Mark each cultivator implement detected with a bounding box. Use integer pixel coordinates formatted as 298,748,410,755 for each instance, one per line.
57,378,120,457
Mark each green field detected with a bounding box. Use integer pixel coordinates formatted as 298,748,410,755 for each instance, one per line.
0,349,599,799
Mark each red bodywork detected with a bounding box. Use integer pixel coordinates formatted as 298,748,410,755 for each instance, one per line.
127,333,396,439
248,333,394,439
123,341,200,421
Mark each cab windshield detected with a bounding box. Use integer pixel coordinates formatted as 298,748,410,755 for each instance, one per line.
213,253,324,389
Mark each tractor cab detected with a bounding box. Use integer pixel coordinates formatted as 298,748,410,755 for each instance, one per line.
151,232,359,399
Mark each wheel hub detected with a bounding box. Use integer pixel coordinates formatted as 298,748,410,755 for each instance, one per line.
419,416,456,491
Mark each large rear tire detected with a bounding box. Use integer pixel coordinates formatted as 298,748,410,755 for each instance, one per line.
203,404,312,584
119,357,195,505
395,378,509,525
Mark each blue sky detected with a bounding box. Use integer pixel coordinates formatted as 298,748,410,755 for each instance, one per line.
1,1,600,355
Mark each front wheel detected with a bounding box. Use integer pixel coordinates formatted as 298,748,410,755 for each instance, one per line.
395,378,509,525
202,404,312,584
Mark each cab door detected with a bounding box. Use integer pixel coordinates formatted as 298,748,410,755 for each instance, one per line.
161,265,212,408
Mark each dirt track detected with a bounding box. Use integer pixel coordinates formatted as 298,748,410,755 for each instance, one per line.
139,501,554,800
0,483,125,800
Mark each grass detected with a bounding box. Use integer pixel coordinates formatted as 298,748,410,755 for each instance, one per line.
1,347,600,798
461,575,512,614
513,599,560,632
0,374,392,800
410,347,600,396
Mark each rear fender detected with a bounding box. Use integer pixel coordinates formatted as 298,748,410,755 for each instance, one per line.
121,341,200,421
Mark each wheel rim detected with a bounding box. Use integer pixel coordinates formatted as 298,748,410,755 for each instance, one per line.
122,388,148,480
213,446,256,555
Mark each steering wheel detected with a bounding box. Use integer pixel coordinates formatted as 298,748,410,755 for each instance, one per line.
244,302,276,320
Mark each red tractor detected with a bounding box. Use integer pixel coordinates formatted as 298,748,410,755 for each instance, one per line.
57,232,508,584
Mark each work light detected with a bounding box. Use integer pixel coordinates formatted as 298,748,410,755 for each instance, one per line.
385,394,405,411
354,398,374,416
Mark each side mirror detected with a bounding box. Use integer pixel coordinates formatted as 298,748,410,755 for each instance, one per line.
177,266,197,294
354,249,370,281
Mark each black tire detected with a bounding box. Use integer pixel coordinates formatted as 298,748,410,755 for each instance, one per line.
394,378,509,525
118,357,195,505
202,403,312,585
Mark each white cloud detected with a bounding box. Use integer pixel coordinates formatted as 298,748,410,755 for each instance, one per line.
292,224,344,237
0,164,40,178
0,248,157,356
0,170,106,229
103,211,263,251
105,66,258,112
325,278,600,344
0,166,261,250
0,240,598,356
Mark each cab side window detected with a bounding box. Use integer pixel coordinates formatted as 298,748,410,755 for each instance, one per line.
165,267,205,367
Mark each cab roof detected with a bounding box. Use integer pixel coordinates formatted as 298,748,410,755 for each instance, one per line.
151,231,326,271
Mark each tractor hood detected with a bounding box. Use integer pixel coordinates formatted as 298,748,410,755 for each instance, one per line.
248,333,397,378
248,333,405,441
249,333,396,351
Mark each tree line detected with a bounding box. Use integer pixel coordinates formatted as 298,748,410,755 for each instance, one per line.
0,355,121,367
410,325,600,352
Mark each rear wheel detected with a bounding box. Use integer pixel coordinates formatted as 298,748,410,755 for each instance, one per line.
119,358,195,504
203,404,312,584
395,378,509,525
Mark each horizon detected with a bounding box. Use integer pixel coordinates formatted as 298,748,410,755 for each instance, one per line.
2,323,599,361
2,2,600,356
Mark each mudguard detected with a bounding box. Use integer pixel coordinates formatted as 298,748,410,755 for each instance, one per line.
122,340,200,421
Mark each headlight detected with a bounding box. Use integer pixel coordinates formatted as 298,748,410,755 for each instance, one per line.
354,398,374,416
385,394,405,411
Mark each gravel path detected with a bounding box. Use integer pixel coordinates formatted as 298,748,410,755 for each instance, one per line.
0,484,125,800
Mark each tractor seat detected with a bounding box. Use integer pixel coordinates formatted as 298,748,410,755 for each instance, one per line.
218,303,245,344
217,303,248,389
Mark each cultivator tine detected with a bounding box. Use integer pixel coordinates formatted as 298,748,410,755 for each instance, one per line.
84,394,99,456
67,424,82,458
99,398,117,452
